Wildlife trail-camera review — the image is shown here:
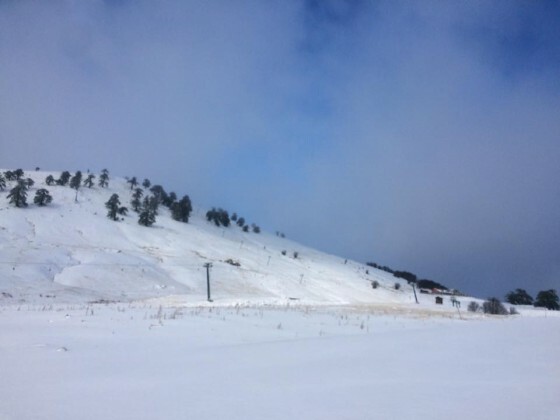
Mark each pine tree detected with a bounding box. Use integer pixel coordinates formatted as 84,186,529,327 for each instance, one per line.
45,175,55,186
534,290,559,310
57,171,71,186
171,195,192,223
14,169,24,180
131,188,144,212
127,176,138,190
7,182,28,207
83,174,95,188
70,171,82,190
24,178,34,188
118,206,128,216
105,194,121,221
34,189,53,206
138,195,157,227
4,170,15,181
150,185,168,205
237,217,245,227
142,178,151,189
0,173,6,190
99,169,109,188
505,289,534,305
138,208,156,227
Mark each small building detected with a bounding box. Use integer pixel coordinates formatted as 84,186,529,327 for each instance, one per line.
435,296,443,304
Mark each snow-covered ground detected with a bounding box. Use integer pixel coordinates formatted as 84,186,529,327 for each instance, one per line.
0,169,469,310
2,169,559,419
1,303,559,420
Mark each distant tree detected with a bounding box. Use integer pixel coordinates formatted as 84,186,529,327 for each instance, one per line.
394,282,401,290
45,175,55,186
150,185,168,205
142,178,151,189
57,171,71,186
14,169,24,180
0,173,5,190
467,301,481,312
4,170,15,181
394,271,417,284
371,280,379,289
25,178,34,188
242,225,249,232
131,188,144,212
231,213,238,222
482,298,508,315
236,217,245,227
118,206,128,216
206,207,230,227
83,174,95,188
171,195,192,223
252,224,260,233
417,279,448,291
534,289,559,310
105,194,121,221
7,182,28,207
70,171,82,190
142,195,159,215
505,289,534,305
127,176,138,190
138,200,156,226
34,189,52,206
99,169,109,188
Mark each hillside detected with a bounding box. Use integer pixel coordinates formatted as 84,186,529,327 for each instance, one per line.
0,168,425,307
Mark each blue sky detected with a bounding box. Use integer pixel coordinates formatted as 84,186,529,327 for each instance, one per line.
1,0,559,298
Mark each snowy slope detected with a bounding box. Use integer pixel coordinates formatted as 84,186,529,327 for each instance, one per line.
0,168,430,306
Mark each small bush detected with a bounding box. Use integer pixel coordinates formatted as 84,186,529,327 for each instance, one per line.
394,282,401,290
482,298,508,315
281,250,287,256
371,281,379,289
293,251,299,259
467,301,480,313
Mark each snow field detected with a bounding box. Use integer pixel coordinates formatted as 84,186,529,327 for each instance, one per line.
0,303,558,420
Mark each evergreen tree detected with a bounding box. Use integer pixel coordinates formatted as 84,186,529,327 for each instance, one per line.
505,289,534,305
34,189,53,206
534,290,559,310
143,195,159,215
127,176,138,190
7,182,28,207
131,188,144,212
45,175,55,186
83,174,95,188
171,195,192,223
252,224,261,234
14,169,24,180
164,191,177,208
105,194,121,221
4,170,15,181
138,207,156,227
231,212,238,222
237,217,245,227
142,178,151,189
118,206,128,216
57,171,71,186
24,178,34,188
150,185,168,205
138,195,157,227
242,225,249,232
99,169,109,188
0,173,6,190
70,171,82,190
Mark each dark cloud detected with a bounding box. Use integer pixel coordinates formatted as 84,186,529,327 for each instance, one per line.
1,1,558,297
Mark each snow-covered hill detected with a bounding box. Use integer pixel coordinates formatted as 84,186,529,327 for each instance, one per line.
1,168,434,307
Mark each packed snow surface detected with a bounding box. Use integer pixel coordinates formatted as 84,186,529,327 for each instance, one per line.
1,304,559,420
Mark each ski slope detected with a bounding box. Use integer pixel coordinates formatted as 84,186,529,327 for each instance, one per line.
1,169,431,308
